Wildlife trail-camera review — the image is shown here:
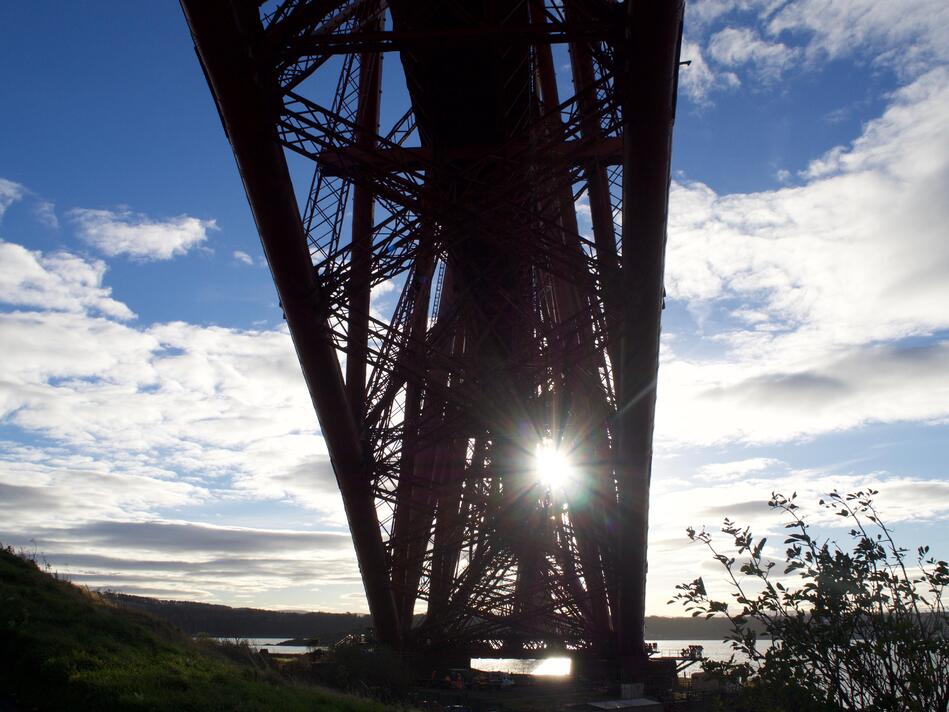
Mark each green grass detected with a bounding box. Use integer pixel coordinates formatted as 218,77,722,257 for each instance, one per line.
0,547,397,711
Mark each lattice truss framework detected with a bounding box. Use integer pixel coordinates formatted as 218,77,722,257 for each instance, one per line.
184,0,683,659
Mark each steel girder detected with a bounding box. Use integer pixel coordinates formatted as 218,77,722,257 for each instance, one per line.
182,0,683,673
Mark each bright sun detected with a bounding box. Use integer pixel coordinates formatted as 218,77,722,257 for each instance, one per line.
534,439,571,490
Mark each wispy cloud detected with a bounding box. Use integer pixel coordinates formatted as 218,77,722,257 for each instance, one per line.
696,457,783,482
232,249,254,266
73,520,353,554
707,26,799,82
767,0,949,78
33,200,59,229
0,507,363,604
69,208,217,261
0,178,25,219
0,179,58,229
682,0,949,101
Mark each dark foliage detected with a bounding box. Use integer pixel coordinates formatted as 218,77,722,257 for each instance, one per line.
279,644,416,704
671,491,949,712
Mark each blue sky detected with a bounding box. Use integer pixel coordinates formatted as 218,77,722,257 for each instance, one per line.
1,1,947,615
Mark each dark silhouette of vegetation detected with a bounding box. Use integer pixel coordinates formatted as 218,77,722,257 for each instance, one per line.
278,644,416,704
0,544,397,711
672,490,949,711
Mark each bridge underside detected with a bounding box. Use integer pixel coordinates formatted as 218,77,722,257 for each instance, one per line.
183,0,683,674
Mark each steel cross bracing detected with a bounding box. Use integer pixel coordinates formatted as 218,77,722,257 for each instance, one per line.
183,0,683,673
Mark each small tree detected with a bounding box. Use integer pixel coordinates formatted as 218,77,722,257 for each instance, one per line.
671,490,949,712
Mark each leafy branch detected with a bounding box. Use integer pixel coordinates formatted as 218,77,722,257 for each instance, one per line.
670,491,949,712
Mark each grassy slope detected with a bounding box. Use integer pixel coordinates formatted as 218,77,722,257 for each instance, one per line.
0,548,393,711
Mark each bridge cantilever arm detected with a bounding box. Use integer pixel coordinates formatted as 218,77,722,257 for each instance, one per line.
614,0,685,675
180,0,401,648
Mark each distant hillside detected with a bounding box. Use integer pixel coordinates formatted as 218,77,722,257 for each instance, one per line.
105,592,371,643
103,592,741,642
0,546,395,711
644,616,761,640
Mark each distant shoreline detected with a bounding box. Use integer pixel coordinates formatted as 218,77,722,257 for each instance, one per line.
104,592,751,641
273,637,321,647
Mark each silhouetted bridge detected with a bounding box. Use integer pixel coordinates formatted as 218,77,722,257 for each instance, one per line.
183,0,683,679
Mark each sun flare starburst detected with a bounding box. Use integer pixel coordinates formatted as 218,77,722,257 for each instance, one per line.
534,439,572,490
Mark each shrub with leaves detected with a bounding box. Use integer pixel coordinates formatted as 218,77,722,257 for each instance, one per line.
671,490,949,712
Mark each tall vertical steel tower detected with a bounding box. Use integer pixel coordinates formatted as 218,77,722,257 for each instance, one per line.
183,0,683,675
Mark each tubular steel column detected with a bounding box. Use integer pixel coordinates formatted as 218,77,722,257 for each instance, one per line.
346,8,384,422
615,0,684,676
181,0,401,648
531,6,613,646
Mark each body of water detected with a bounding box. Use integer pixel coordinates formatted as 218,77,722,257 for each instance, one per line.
471,640,772,678
648,638,773,663
213,637,321,655
217,637,767,674
471,657,573,676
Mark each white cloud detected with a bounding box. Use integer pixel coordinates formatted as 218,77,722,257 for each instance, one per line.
668,66,949,342
768,0,949,78
0,448,204,532
0,241,133,320
32,547,364,602
0,459,362,605
574,193,592,221
0,177,25,219
370,277,398,302
0,237,349,539
696,457,783,482
708,26,799,81
660,343,949,445
0,234,362,606
1,314,335,502
686,0,775,29
232,249,254,265
684,0,948,100
69,208,217,261
679,38,741,104
658,67,949,446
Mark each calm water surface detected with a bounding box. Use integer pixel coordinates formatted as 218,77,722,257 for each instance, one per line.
472,640,775,677
221,638,768,676
214,637,320,655
649,638,774,663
